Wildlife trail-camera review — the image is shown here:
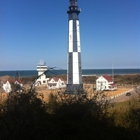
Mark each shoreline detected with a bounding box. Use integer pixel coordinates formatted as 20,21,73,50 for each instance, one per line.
82,73,140,76
0,73,140,78
0,69,140,77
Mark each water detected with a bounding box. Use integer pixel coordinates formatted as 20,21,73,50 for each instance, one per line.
0,69,140,77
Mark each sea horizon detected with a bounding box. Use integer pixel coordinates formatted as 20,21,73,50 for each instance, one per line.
0,68,139,71
0,68,140,77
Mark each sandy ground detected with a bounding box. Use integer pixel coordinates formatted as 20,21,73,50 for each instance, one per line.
104,87,132,97
0,84,133,103
35,84,132,102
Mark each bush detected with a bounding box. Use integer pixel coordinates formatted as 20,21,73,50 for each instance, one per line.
0,90,51,139
0,89,140,140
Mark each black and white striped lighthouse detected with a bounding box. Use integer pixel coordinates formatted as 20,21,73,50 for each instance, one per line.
65,0,84,94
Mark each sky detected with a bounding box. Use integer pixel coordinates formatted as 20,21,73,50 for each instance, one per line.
0,0,140,70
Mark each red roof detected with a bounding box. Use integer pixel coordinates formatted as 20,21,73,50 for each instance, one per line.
48,77,62,82
15,80,22,84
3,79,14,84
3,79,22,84
3,80,10,84
109,84,115,86
103,75,113,82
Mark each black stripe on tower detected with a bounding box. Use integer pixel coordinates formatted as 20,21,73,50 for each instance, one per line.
78,52,82,83
73,20,78,52
67,0,80,20
68,13,79,20
68,52,73,84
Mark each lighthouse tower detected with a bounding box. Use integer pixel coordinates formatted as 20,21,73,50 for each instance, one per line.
65,0,84,94
36,60,48,85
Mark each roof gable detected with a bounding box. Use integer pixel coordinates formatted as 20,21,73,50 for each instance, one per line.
4,80,10,84
3,79,22,84
14,80,22,84
102,75,113,82
48,77,63,82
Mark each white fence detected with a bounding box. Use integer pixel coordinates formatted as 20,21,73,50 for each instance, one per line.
109,89,134,100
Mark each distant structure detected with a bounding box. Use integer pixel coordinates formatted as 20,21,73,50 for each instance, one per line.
65,0,84,94
47,77,66,89
36,60,49,86
96,75,117,91
2,79,23,93
35,61,66,89
2,81,11,93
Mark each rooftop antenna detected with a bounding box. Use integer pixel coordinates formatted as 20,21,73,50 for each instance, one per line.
38,59,46,66
112,63,114,82
15,71,20,81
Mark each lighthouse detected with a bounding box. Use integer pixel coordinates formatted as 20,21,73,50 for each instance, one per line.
65,0,84,94
36,60,48,86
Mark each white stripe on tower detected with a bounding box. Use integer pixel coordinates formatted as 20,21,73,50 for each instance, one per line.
76,20,81,52
73,52,79,84
69,20,73,52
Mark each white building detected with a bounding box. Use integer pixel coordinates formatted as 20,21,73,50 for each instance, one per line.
2,81,12,93
47,77,66,89
2,80,23,93
35,61,49,86
96,75,117,91
14,80,23,87
35,61,66,89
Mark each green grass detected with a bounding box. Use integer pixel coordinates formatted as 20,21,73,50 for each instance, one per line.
110,101,131,110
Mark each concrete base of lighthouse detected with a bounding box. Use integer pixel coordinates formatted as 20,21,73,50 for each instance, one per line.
65,84,85,94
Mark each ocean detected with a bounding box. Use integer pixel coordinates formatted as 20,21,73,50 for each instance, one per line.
0,69,140,77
